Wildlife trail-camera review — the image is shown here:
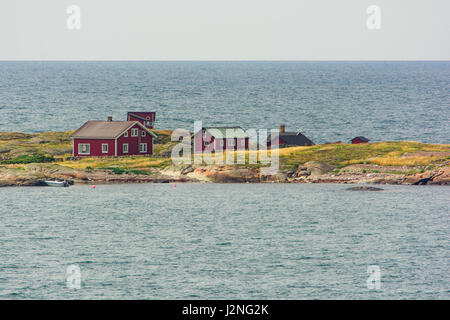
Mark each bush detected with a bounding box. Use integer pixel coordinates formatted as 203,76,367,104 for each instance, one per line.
1,154,55,164
112,167,125,174
128,169,150,175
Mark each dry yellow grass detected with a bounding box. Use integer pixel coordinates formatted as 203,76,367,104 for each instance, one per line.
189,141,450,168
2,129,449,170
366,156,446,166
61,156,170,170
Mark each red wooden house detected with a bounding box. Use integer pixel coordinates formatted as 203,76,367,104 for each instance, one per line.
127,112,156,129
71,117,157,157
194,126,249,152
351,136,370,144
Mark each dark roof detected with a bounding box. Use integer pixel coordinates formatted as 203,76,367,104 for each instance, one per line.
71,121,157,139
351,136,370,142
199,126,249,138
268,131,314,146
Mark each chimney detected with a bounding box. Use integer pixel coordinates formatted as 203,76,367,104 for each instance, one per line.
107,116,112,122
280,124,285,133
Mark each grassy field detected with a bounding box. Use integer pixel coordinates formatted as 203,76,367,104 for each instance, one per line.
1,130,449,173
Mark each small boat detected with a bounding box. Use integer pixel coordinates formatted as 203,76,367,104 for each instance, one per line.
44,180,69,187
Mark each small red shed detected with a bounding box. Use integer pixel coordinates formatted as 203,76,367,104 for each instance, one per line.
127,112,156,129
351,136,370,144
71,118,158,157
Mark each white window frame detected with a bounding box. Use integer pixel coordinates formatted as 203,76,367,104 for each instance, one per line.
123,143,129,153
239,139,245,146
139,143,147,153
78,143,90,155
228,139,235,147
124,131,128,137
145,121,152,127
219,140,224,147
142,131,146,137
131,128,138,137
101,143,108,153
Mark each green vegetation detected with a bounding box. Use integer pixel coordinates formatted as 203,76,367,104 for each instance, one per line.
277,141,450,167
1,154,55,164
108,167,151,175
0,131,449,177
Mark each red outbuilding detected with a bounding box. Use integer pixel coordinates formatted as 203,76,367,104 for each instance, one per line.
194,126,249,153
71,117,158,157
127,112,156,129
351,136,370,144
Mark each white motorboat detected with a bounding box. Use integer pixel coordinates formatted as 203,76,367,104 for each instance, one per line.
44,180,69,187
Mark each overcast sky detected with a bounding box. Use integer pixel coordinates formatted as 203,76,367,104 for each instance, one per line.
0,0,449,60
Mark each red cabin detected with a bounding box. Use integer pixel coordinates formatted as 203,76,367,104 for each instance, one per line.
127,112,156,129
194,127,249,153
351,136,370,144
71,118,157,157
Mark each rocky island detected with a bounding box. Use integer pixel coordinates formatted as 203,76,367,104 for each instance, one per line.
0,130,449,186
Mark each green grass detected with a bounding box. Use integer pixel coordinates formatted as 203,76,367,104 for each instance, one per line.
1,131,449,174
1,154,55,164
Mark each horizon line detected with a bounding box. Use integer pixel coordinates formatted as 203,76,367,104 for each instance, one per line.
1,59,450,62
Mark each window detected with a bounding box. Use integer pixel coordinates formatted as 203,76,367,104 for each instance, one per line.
240,139,245,146
78,144,90,155
219,140,224,147
203,130,207,139
139,143,147,153
131,128,138,137
204,141,210,146
142,131,146,137
123,143,128,153
228,139,235,147
102,144,108,153
145,121,152,127
124,131,128,137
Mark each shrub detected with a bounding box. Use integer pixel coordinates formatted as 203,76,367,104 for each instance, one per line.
1,154,55,164
112,167,125,174
128,169,150,175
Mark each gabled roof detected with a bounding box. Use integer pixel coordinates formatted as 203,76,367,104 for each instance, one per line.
127,112,156,121
202,126,249,139
352,136,370,142
71,121,157,139
268,131,314,146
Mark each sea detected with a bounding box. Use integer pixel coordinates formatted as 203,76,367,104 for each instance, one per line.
0,184,449,299
0,61,449,144
0,61,449,299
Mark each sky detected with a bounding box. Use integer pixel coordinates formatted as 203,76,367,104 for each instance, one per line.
0,0,449,60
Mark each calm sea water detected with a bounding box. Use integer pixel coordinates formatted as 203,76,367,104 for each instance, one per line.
0,61,449,144
0,184,448,299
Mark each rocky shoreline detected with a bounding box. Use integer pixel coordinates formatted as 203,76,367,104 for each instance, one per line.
1,161,448,187
1,131,449,187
